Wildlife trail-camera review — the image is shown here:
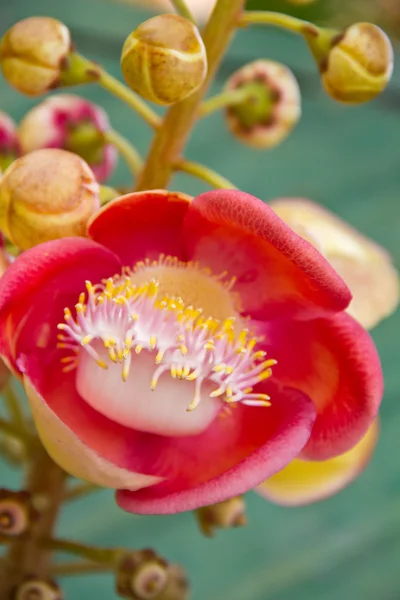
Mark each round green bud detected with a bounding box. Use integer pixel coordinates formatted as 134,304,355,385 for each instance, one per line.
120,14,207,105
0,17,71,96
225,60,301,150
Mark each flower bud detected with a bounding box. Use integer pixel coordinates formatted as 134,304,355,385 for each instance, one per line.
0,489,37,538
18,95,117,183
224,60,301,149
12,577,62,600
270,198,399,329
157,565,189,600
0,111,20,173
0,17,71,96
116,549,169,599
306,23,393,104
196,496,247,537
0,149,100,250
121,14,207,105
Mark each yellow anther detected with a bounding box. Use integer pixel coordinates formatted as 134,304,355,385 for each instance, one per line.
182,364,191,378
149,335,157,350
135,344,143,354
96,359,108,369
186,369,200,381
180,344,188,356
212,364,226,373
170,365,177,379
210,387,225,398
155,350,164,364
81,335,92,346
108,347,117,363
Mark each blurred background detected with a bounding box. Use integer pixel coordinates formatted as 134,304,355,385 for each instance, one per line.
1,0,400,598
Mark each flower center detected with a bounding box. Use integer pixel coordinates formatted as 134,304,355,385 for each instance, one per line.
57,257,276,437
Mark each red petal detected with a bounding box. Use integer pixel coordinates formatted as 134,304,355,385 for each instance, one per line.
257,312,383,460
183,190,351,320
88,190,191,266
116,383,315,514
0,238,121,373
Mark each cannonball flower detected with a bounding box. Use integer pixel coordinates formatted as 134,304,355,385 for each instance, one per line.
0,190,382,514
18,95,117,183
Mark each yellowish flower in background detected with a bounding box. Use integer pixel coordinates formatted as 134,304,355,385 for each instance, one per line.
257,419,379,506
270,198,399,330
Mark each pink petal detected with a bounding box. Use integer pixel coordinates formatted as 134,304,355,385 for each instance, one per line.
24,373,162,490
183,190,351,320
116,382,316,514
0,238,121,373
256,312,383,460
88,190,192,266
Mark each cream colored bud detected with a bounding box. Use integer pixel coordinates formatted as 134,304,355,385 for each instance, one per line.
157,565,189,600
196,496,247,537
0,17,71,96
116,550,169,599
314,23,393,104
13,577,62,600
225,60,301,150
121,14,207,105
270,198,399,329
0,149,100,250
0,489,37,538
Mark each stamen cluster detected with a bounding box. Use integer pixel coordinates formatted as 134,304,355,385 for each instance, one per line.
58,275,275,411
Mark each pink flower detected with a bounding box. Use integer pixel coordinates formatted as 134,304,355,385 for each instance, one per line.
0,190,382,514
0,110,19,172
18,95,117,183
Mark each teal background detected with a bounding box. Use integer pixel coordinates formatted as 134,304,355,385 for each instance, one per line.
1,1,400,598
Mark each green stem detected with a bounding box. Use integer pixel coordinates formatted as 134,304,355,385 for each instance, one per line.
0,418,29,444
175,160,237,189
52,561,112,577
103,129,143,179
0,443,67,596
135,0,246,191
200,87,256,117
64,482,99,503
170,0,197,24
98,69,161,129
3,384,28,433
44,538,121,565
239,10,319,36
